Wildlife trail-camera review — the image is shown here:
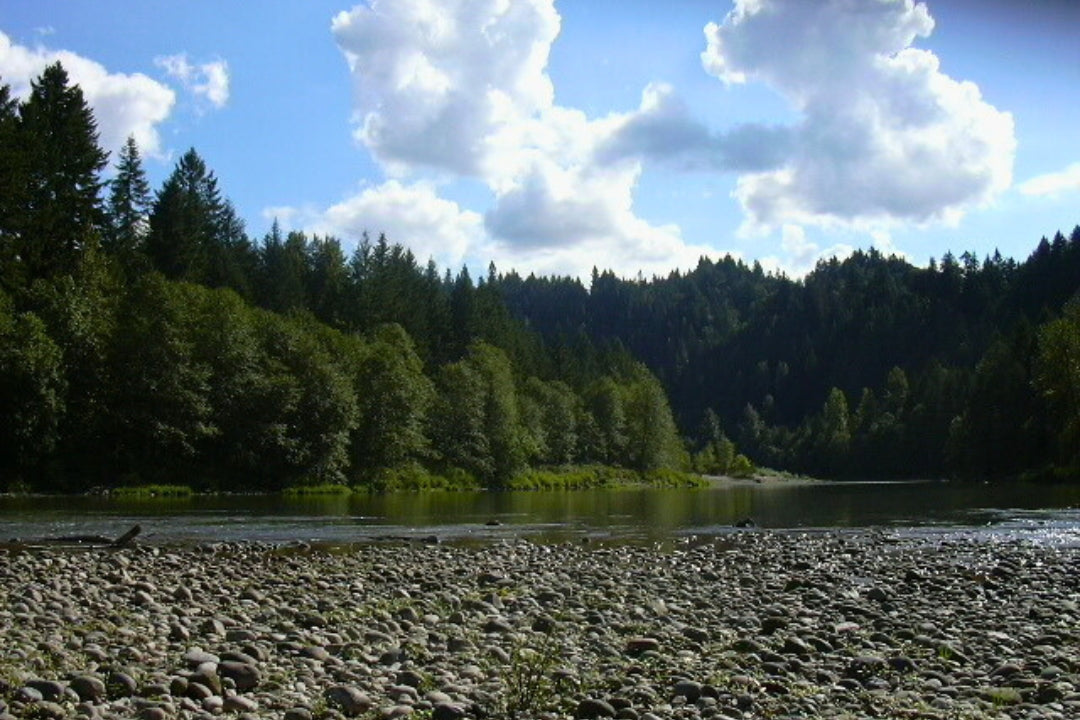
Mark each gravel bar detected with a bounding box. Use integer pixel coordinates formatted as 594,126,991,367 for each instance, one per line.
1,532,1078,720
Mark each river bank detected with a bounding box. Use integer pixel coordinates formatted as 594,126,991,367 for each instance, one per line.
1,532,1077,720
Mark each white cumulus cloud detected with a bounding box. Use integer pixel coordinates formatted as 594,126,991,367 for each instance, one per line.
1018,163,1080,197
702,0,1016,231
275,180,485,272
0,31,175,157
329,0,726,279
155,53,230,110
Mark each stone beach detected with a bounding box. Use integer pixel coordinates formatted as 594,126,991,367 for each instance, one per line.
0,531,1077,720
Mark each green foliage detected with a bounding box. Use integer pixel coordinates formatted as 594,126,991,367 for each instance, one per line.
1034,301,1080,474
281,483,352,497
0,290,65,487
730,454,755,478
4,68,1080,487
110,484,193,498
15,63,108,280
622,366,687,472
105,135,152,269
349,324,433,483
363,464,482,493
506,465,624,490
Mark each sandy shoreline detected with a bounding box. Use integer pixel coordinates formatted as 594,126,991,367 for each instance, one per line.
1,532,1077,720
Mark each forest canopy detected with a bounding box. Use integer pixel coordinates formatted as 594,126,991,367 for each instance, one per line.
1,64,1078,491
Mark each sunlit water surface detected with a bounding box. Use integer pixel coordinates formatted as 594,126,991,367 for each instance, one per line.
2,481,1079,547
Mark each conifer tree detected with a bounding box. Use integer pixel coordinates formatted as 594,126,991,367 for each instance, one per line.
105,135,152,265
146,148,221,282
17,63,109,279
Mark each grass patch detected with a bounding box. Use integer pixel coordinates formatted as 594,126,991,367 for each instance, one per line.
282,483,353,497
507,466,708,490
356,465,483,493
507,465,625,491
109,484,193,498
640,468,709,488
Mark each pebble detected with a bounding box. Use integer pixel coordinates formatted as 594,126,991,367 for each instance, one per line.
0,533,1075,720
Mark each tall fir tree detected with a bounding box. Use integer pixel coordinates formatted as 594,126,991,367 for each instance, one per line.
16,63,109,280
146,148,222,282
105,135,152,267
0,80,26,291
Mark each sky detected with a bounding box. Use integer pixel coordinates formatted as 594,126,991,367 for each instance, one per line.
1,0,1078,280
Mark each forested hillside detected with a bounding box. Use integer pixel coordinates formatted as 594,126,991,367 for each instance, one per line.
1,64,1077,490
496,233,1080,480
0,64,693,492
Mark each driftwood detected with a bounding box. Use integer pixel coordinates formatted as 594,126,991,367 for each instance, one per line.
7,524,141,549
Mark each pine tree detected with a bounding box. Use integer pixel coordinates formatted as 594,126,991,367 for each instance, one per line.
0,80,26,291
146,148,221,282
16,63,109,279
105,135,152,266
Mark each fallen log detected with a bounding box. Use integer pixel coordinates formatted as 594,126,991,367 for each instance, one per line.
7,524,141,549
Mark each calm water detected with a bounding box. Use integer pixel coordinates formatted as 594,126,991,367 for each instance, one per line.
3,481,1080,546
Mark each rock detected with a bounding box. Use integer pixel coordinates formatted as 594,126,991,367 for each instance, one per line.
626,637,660,655
672,680,702,702
846,656,886,681
887,656,917,673
189,667,222,695
137,708,168,720
482,618,513,633
431,703,467,720
396,670,425,688
224,695,258,713
183,649,220,668
284,708,313,720
576,698,616,719
70,675,107,702
16,686,44,703
30,702,65,720
25,679,65,702
299,646,330,662
106,671,138,699
325,685,373,717
218,662,260,692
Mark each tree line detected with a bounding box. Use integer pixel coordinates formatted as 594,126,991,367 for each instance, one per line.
2,63,1077,489
0,63,699,492
492,236,1080,481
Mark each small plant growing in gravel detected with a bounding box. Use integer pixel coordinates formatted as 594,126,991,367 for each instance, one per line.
494,627,566,719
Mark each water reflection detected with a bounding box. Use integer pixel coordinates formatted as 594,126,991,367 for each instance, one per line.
1,481,1079,545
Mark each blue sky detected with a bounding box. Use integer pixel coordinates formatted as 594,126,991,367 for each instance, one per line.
2,0,1078,279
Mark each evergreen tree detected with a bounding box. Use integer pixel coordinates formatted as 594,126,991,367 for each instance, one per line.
16,63,109,280
146,148,222,283
105,135,152,267
0,80,27,291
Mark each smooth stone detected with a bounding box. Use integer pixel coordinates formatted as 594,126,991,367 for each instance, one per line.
673,680,702,702
223,695,258,712
218,662,260,692
325,685,373,717
431,703,467,720
576,698,616,719
627,637,661,655
106,671,138,698
25,679,65,702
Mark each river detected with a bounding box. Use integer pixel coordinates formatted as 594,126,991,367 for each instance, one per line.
2,479,1080,547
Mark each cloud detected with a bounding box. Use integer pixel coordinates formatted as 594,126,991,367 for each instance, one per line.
593,82,792,173
702,0,1016,231
1018,163,1080,197
758,224,854,277
273,180,485,271
0,31,175,157
330,0,730,279
155,53,230,110
332,0,559,177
